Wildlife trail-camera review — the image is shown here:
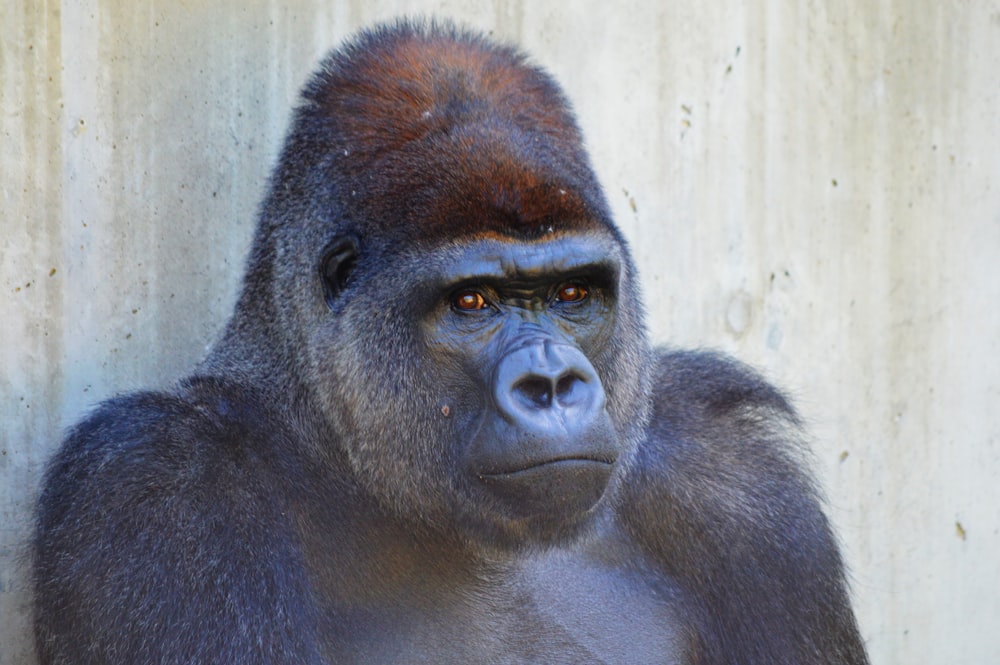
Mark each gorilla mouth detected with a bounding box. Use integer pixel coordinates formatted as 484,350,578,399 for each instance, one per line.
479,455,615,478
477,458,615,519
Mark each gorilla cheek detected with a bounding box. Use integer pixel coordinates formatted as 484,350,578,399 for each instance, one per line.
592,312,653,450
315,330,461,518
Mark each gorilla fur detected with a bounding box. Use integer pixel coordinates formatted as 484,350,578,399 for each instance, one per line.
33,19,868,665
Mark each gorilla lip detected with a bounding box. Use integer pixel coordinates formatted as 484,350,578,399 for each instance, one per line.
477,458,615,520
478,455,615,479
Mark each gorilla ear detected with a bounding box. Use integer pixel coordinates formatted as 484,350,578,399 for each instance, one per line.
320,237,359,309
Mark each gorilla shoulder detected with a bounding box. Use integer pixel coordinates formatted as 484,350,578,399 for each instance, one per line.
40,377,291,494
621,348,811,545
647,348,797,429
618,349,863,664
33,378,323,663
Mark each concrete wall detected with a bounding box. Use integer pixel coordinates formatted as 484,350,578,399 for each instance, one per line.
2,1,998,662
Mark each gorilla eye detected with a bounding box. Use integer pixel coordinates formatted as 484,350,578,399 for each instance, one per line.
453,290,489,311
555,283,588,303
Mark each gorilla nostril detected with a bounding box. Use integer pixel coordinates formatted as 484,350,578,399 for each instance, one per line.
496,342,605,421
513,376,553,409
555,374,581,403
513,372,588,410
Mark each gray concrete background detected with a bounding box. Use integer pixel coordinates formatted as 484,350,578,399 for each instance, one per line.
2,1,998,663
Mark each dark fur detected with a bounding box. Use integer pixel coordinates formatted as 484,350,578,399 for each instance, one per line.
33,20,868,664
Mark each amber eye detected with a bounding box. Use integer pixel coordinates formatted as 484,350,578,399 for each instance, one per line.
453,290,488,311
555,283,588,303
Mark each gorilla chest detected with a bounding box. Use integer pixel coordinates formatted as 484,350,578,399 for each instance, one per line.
503,550,689,664
320,549,688,664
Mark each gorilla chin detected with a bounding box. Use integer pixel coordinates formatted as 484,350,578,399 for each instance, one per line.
479,458,615,520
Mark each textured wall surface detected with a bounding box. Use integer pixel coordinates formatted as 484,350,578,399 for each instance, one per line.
2,1,998,663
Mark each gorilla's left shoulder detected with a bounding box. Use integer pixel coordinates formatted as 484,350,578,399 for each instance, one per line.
646,348,799,429
610,353,866,664
616,348,828,559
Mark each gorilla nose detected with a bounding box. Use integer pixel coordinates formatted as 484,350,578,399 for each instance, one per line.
495,341,606,434
513,370,589,410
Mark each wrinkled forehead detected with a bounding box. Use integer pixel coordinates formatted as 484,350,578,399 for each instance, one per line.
389,229,626,286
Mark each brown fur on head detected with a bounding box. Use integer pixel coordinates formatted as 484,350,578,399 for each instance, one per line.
283,19,614,245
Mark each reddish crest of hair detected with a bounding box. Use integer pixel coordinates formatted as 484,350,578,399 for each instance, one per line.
299,20,613,243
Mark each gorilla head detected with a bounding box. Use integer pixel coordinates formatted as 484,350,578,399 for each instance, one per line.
209,21,651,544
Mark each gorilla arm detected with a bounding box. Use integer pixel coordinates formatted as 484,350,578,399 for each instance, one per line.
32,378,324,664
617,350,869,665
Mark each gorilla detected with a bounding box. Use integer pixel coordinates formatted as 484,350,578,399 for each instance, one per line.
33,20,868,665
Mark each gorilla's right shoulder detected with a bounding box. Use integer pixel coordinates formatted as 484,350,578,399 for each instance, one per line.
41,377,287,495
35,376,309,564
33,378,324,662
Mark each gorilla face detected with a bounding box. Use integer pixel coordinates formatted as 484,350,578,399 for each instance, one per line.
426,235,622,518
312,230,639,545
249,23,653,546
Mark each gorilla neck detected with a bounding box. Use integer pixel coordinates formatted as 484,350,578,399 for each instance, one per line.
200,292,304,405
